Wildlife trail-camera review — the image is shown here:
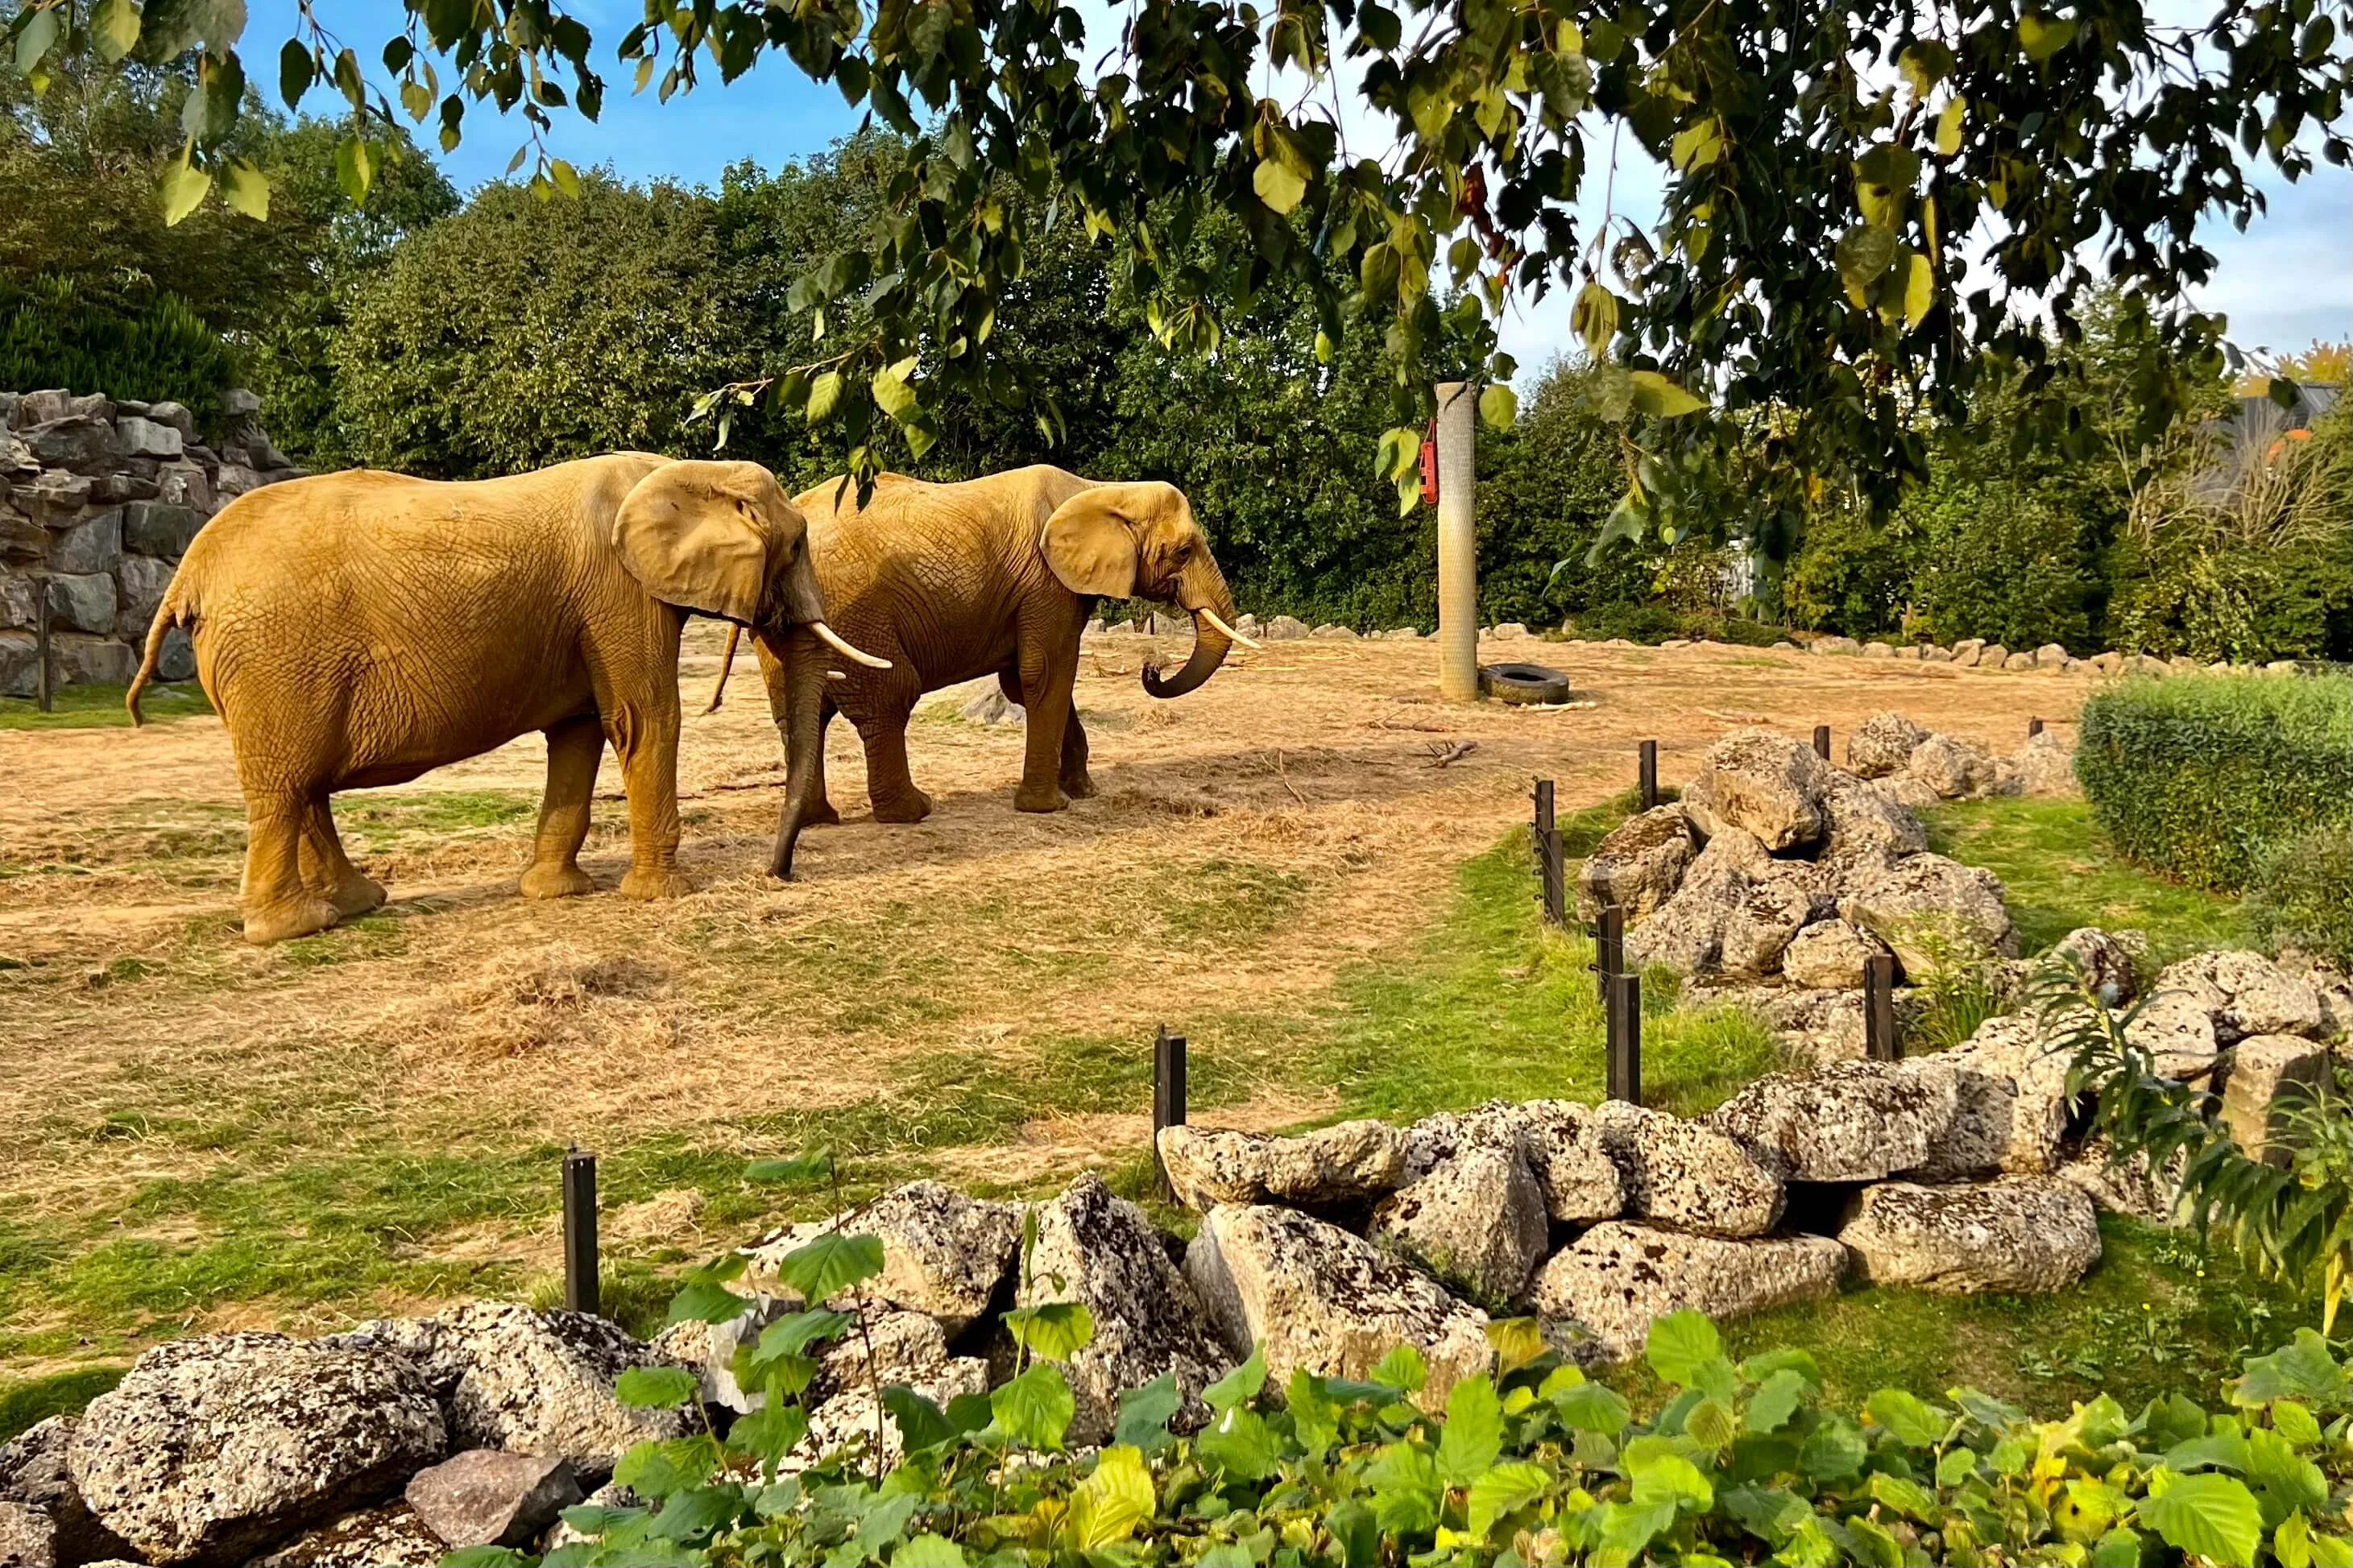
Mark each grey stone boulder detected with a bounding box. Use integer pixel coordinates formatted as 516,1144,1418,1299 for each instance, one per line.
0,1415,134,1566
1155,1120,1406,1210
1712,1060,1959,1183
2123,990,2222,1080
0,1500,56,1568
2032,643,2071,668
1843,852,2018,974
48,509,121,574
1809,635,1861,656
1717,876,1830,979
114,415,185,460
1261,614,1310,640
2012,730,2078,796
1530,1223,1847,1365
1369,1144,1551,1307
115,552,176,641
405,1452,582,1550
1838,1177,2100,1293
1780,919,1891,989
1904,731,1999,798
744,1181,1021,1331
2049,927,2145,1003
2057,1138,2192,1227
805,1340,989,1467
1015,1173,1232,1446
24,416,119,474
1872,773,1947,813
1589,1100,1784,1237
42,573,115,635
146,400,198,440
1817,772,1928,882
1573,805,1696,922
247,1503,448,1567
2002,651,2036,671
1183,1205,1490,1412
1906,1014,2073,1178
1683,729,1833,850
958,685,1024,726
122,500,207,557
65,1332,445,1566
1402,1099,1623,1223
2152,950,2329,1044
1622,847,1744,976
326,1304,690,1477
2220,1036,2336,1165
1949,638,1985,667
1845,712,1929,778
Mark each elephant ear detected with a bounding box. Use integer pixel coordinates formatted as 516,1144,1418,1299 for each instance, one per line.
1040,489,1139,598
613,462,768,624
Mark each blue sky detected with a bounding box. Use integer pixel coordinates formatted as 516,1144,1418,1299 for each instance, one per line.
261,0,2351,378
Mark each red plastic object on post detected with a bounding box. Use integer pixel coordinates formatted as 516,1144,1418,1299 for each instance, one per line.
1419,418,1440,506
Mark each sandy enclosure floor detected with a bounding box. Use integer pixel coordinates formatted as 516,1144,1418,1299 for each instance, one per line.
0,628,2091,1346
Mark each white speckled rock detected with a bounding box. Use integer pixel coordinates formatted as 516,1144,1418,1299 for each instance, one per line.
1904,732,1999,798
1844,712,1929,778
2049,927,2145,1002
2219,1035,2336,1164
2123,989,2222,1080
742,1181,1021,1331
64,1333,445,1566
2011,730,2078,796
0,1417,132,1566
1574,805,1698,922
1589,1101,1784,1237
1684,729,1834,850
1530,1223,1847,1364
1780,919,1891,989
1183,1205,1490,1412
2152,950,2330,1045
1907,1014,2073,1178
1843,852,2018,973
1817,772,1928,882
1369,1144,1551,1307
248,1503,449,1567
1401,1099,1623,1223
1155,1120,1406,1210
1014,1173,1232,1445
1838,1177,2100,1293
326,1304,690,1478
1712,1060,1960,1182
0,1500,56,1568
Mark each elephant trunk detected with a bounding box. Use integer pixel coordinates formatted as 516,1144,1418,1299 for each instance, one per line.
1141,555,1238,699
768,625,830,880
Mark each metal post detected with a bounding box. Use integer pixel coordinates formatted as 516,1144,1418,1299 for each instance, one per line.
1434,381,1480,703
1153,1025,1188,1200
1863,954,1899,1062
2028,715,2044,738
1594,903,1624,1002
1533,779,1564,927
1606,971,1642,1105
35,587,52,714
561,1148,599,1316
1812,724,1830,760
1638,740,1659,811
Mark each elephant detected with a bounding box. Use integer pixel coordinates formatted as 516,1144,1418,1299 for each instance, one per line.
705,464,1253,878
125,453,888,944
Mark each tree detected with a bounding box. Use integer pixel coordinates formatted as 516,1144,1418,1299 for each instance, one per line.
6,0,2341,552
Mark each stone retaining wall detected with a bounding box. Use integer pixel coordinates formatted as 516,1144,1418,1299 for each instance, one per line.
0,388,301,697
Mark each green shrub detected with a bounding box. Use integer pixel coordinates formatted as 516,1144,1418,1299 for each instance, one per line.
1905,474,2102,653
0,274,236,428
2077,671,2353,890
2244,824,2353,969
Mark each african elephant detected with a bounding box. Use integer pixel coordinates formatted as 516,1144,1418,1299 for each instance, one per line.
126,453,887,944
706,464,1251,878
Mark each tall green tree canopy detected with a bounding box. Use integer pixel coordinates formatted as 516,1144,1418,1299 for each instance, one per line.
6,0,2343,548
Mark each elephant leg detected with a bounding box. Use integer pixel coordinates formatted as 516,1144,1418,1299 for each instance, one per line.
521,713,603,899
1059,708,1096,799
860,702,933,823
298,799,386,918
605,695,693,900
241,788,340,945
1013,626,1080,814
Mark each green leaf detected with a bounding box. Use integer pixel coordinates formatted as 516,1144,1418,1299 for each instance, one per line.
1477,383,1518,431
1203,1347,1267,1411
1936,97,1966,156
746,1148,835,1185
1834,223,1898,300
1630,1451,1714,1512
1370,1343,1427,1395
1435,1374,1504,1483
666,1279,753,1326
1628,370,1707,419
1572,279,1619,356
159,157,212,225
1646,1311,1721,1384
1593,1499,1676,1563
1554,1380,1631,1436
1064,1444,1154,1549
14,3,62,75
2271,1400,2323,1447
1868,1472,1938,1523
871,356,922,423
1466,1459,1552,1537
1669,118,1723,171
1253,157,1307,213
1800,1416,1868,1481
2232,1331,2350,1408
1903,251,1934,329
615,1365,700,1409
756,1308,852,1356
892,1535,967,1566
774,1230,884,1302
2020,12,2078,62
1003,1300,1096,1361
276,37,312,105
1197,1405,1286,1481
213,157,267,219
1745,1368,1808,1432
549,157,582,198
440,1548,531,1568
1863,1387,1949,1446
805,370,844,423
991,1362,1075,1450
725,1400,807,1471
93,0,141,64
1325,1498,1379,1566
2138,1471,2264,1565
1898,39,1953,97
333,133,374,206
1114,1371,1183,1450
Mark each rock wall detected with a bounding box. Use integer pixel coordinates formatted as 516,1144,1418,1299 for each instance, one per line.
0,387,302,697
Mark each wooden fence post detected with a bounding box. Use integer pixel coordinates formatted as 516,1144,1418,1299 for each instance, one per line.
1638,740,1659,811
1533,779,1564,926
1812,723,1831,760
562,1148,599,1316
1153,1025,1188,1200
1864,954,1899,1061
1594,903,1624,1002
1606,970,1642,1104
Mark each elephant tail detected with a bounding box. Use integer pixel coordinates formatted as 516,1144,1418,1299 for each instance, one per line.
126,580,190,728
704,623,743,714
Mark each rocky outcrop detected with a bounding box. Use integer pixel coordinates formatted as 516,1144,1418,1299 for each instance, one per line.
0,1416,133,1565
1574,805,1698,922
1908,1014,2073,1178
1,387,300,695
1531,1224,1847,1364
1184,1205,1491,1410
1780,919,1891,989
1903,732,1998,799
2152,950,2330,1045
1368,1144,1551,1307
1590,1100,1784,1237
1402,1099,1623,1223
744,1181,1021,1331
1845,712,1928,778
1711,1061,1959,1183
1680,730,1833,850
65,1333,445,1566
246,1504,448,1568
2219,1036,2334,1165
1156,1120,1406,1210
1838,1178,2101,1293
2012,729,2078,796
404,1451,581,1551
1843,853,2018,973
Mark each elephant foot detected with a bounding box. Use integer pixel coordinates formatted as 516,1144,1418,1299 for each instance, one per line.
806,798,843,828
1014,783,1070,813
872,787,933,824
1060,769,1098,800
520,862,598,900
619,866,696,900
325,870,387,918
243,895,341,945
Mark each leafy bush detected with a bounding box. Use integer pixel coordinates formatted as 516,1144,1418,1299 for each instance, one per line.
0,274,236,427
2244,826,2353,970
1903,474,2104,653
2076,671,2353,890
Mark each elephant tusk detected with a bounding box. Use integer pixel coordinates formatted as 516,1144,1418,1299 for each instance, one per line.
1195,606,1261,650
811,621,892,669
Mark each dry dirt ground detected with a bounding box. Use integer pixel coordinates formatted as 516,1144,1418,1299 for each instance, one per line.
0,626,2093,1367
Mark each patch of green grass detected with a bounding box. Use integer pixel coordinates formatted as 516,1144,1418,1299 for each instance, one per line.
1603,1215,2310,1417
0,681,211,730
331,789,539,848
0,1364,125,1443
1924,796,2244,962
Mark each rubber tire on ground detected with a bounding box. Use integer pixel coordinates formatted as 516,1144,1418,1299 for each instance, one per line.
1480,662,1572,705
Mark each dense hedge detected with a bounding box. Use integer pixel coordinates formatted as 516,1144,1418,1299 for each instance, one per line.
2246,825,2353,969
0,274,236,428
2077,672,2353,890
